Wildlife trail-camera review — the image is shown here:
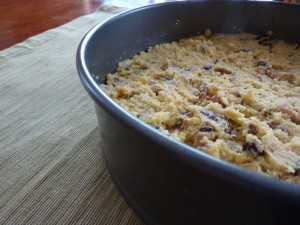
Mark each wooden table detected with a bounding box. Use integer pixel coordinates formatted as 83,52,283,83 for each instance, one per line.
1,0,298,51
0,0,173,50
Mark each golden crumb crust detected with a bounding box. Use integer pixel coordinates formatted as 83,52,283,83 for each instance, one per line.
102,31,300,184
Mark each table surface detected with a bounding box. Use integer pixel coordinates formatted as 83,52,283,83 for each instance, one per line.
0,0,176,50
1,0,298,51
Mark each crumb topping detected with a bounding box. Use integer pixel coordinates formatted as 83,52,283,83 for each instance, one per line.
102,31,300,184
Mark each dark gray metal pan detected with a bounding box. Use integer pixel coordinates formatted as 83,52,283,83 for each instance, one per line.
76,1,300,224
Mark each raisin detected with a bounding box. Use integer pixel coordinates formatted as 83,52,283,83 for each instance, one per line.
164,76,172,81
257,60,267,67
214,67,232,75
242,142,263,155
294,168,300,176
200,126,214,132
256,35,274,51
248,124,258,135
258,40,273,48
200,109,218,122
268,121,279,129
291,115,300,125
203,66,212,70
234,91,241,98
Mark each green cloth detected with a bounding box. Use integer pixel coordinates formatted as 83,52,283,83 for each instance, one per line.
0,5,143,225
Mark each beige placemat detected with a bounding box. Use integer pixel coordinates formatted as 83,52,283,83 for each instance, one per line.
0,5,144,225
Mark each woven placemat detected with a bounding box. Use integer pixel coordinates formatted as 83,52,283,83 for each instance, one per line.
0,5,144,225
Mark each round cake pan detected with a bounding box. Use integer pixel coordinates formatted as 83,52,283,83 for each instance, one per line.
76,1,300,224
